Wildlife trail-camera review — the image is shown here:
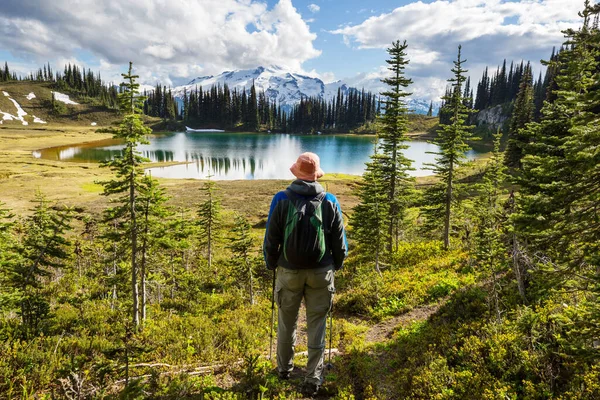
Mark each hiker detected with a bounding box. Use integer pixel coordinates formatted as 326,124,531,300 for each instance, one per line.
263,152,348,397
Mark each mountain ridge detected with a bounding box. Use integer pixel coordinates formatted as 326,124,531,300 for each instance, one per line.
169,66,438,115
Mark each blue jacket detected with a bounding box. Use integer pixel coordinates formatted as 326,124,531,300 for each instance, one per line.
263,179,348,270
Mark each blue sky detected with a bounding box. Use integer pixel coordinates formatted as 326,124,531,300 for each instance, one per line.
0,0,587,100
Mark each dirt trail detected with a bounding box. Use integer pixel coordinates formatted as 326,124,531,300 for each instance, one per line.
364,303,441,343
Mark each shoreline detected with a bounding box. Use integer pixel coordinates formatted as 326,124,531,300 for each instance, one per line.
0,125,484,216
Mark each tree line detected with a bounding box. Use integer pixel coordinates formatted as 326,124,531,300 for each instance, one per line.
174,82,378,133
0,61,120,109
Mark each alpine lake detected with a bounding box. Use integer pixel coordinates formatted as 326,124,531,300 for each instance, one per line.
33,131,487,180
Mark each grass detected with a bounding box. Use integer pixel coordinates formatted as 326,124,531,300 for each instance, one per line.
0,123,490,220
0,127,366,221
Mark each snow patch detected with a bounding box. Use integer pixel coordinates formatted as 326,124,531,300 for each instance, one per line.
9,98,27,119
26,92,36,100
2,91,9,97
33,115,47,124
91,122,97,126
1,112,14,121
51,91,79,105
0,96,29,125
185,126,225,132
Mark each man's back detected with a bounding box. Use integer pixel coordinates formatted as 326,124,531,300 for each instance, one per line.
262,152,347,397
263,179,347,271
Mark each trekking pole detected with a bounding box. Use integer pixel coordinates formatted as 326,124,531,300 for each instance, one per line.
326,296,334,370
269,268,277,361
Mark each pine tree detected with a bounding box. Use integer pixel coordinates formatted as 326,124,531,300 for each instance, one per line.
427,101,433,117
351,145,389,273
197,178,221,273
474,132,508,321
138,175,170,322
517,1,600,282
248,83,259,131
505,63,535,169
7,194,73,337
0,202,18,312
228,213,256,305
376,40,415,251
99,62,151,329
425,45,475,250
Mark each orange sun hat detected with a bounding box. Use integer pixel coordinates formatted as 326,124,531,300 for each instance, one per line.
290,152,325,181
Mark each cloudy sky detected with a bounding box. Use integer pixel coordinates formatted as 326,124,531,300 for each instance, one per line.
0,0,588,100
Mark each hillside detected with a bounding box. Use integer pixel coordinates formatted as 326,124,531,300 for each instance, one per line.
0,81,122,128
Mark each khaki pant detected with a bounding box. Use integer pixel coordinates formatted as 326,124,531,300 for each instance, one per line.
275,265,334,385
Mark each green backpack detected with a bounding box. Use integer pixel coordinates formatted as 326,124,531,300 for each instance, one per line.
283,190,328,267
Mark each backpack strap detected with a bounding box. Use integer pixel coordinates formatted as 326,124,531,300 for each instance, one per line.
284,189,326,211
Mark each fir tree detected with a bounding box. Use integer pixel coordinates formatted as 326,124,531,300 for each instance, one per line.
197,178,221,273
99,62,151,329
228,213,256,305
376,40,415,251
505,63,535,169
425,45,475,250
517,1,600,285
350,145,389,273
427,101,433,117
474,132,508,321
7,194,73,337
138,174,170,322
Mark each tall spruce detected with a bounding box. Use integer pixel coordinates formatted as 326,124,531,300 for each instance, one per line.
138,175,170,322
474,132,508,321
351,145,390,273
351,40,414,260
228,213,256,305
197,178,221,273
378,40,415,251
100,62,151,329
518,2,600,271
7,194,73,337
505,63,535,169
426,45,475,250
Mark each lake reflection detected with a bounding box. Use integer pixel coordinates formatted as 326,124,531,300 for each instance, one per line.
35,132,484,180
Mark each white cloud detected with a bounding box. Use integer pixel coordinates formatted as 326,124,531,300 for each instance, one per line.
331,0,584,100
332,0,581,50
308,4,320,13
0,0,321,84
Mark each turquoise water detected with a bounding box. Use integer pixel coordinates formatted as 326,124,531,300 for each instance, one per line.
35,131,484,180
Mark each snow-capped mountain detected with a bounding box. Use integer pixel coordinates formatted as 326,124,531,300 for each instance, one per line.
170,65,437,115
407,98,440,116
172,66,349,110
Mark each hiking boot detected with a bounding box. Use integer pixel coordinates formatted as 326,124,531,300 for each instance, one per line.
300,381,320,398
278,370,291,380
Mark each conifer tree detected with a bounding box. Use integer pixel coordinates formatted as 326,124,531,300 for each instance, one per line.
474,132,508,321
197,178,221,273
427,101,433,117
7,194,73,337
505,63,535,169
351,145,389,273
425,45,475,250
228,213,256,305
138,175,170,322
377,40,415,251
0,203,17,311
518,2,599,270
248,83,259,131
100,62,151,329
